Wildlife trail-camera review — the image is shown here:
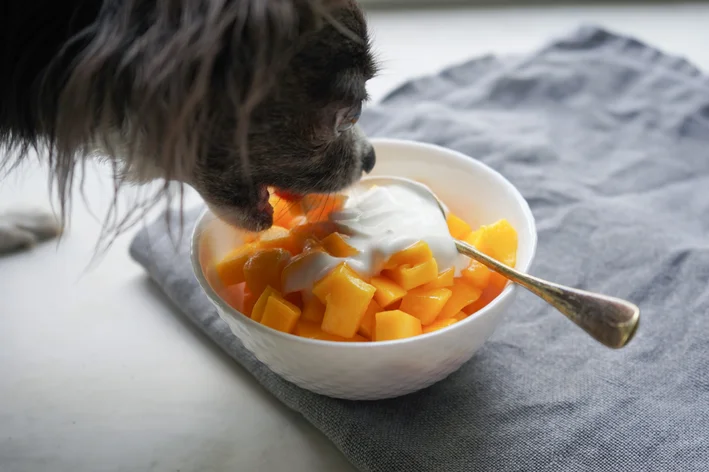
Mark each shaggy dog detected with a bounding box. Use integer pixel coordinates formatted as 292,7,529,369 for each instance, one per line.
0,0,377,253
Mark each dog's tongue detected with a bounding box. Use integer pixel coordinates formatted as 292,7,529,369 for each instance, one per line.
273,188,303,202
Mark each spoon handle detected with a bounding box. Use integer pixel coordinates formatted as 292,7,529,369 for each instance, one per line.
455,240,640,349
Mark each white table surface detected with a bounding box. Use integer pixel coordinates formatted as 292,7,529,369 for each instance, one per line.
3,3,709,471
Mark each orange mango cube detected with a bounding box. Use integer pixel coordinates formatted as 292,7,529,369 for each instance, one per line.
216,244,257,286
461,260,491,289
294,320,366,342
437,280,482,320
399,287,453,325
422,317,458,334
358,299,382,339
260,295,301,333
384,241,433,270
321,232,359,257
251,286,280,322
314,264,376,338
463,219,518,268
479,219,518,267
385,257,438,291
370,276,407,308
454,311,468,321
289,221,337,246
312,263,361,302
374,310,423,341
257,226,300,255
463,229,486,252
301,294,325,323
243,248,291,298
446,212,472,240
464,277,507,315
421,268,455,290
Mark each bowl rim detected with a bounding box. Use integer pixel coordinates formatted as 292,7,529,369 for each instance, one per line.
190,137,538,348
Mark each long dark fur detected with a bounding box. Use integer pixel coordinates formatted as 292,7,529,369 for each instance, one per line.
1,0,377,250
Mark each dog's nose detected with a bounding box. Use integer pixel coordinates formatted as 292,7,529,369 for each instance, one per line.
362,147,376,174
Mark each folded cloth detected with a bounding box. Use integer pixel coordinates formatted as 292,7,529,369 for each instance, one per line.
130,26,709,472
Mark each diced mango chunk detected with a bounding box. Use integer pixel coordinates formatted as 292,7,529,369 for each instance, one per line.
399,287,452,325
257,226,300,255
321,232,359,257
423,318,458,334
312,263,361,302
294,320,366,342
301,294,325,323
479,219,518,268
384,241,433,270
461,260,491,289
243,248,291,298
464,219,518,268
260,295,301,333
421,268,455,290
384,257,438,291
463,229,486,252
289,221,337,246
358,299,382,339
454,311,468,321
313,263,376,338
374,310,423,341
215,244,257,286
370,276,407,308
464,278,506,315
251,286,280,322
437,280,482,321
446,212,472,240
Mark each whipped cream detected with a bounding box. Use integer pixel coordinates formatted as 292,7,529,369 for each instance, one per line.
282,182,468,294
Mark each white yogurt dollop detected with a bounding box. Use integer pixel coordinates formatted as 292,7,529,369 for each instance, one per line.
282,182,469,294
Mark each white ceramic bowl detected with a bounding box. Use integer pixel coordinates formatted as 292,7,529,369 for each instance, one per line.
190,138,537,400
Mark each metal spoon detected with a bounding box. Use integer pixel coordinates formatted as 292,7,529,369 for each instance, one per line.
357,176,640,349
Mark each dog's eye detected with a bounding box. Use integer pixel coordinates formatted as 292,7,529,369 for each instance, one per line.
336,102,363,133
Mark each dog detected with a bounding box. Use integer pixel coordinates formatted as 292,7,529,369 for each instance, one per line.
0,0,377,254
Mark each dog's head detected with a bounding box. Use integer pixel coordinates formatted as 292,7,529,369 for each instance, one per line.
50,0,378,232
194,1,378,230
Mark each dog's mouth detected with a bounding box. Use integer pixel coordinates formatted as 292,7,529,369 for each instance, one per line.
254,185,304,220
255,185,275,218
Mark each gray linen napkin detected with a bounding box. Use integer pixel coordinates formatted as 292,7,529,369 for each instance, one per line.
130,26,709,472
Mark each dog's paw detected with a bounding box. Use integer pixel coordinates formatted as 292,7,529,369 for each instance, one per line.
0,207,63,255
